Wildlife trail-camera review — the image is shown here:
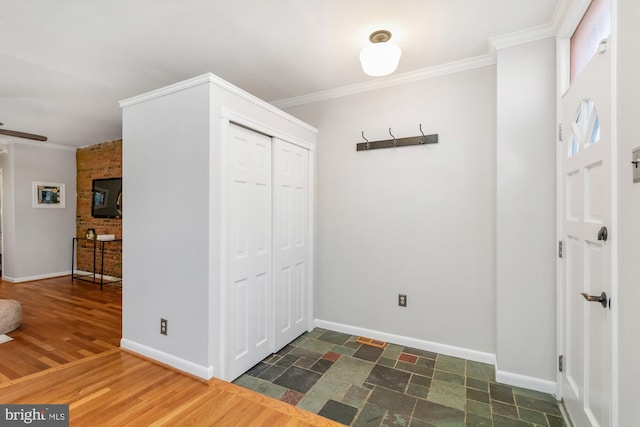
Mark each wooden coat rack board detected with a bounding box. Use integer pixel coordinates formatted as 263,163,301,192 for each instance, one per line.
357,125,438,151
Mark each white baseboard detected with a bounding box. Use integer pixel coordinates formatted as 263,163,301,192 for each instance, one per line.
496,368,557,394
3,270,71,283
120,338,214,380
314,319,557,395
314,319,496,365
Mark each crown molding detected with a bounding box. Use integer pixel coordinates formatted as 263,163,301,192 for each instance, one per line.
273,23,560,109
552,0,591,38
489,23,556,51
272,53,496,109
1,137,76,152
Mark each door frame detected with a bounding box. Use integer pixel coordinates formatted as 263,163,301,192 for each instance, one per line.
217,108,316,381
554,0,619,424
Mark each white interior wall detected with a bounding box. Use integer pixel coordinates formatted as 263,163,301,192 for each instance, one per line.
615,0,640,423
0,142,76,281
495,38,557,388
285,66,498,355
122,83,213,371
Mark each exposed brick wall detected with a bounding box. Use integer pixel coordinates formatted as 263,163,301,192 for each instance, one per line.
76,139,122,277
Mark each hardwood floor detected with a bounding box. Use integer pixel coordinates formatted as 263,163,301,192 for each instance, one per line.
0,277,341,426
0,276,121,382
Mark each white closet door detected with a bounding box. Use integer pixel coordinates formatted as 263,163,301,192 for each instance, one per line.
226,124,272,381
273,138,310,351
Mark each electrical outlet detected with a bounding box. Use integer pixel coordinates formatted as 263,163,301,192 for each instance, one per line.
398,294,407,307
160,318,168,335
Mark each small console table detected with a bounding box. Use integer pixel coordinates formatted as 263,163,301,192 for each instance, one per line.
71,237,122,290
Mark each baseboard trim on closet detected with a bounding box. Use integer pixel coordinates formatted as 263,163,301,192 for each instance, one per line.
313,319,496,366
120,339,214,381
495,368,557,394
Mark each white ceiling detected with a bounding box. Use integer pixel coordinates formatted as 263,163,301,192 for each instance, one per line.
0,0,558,148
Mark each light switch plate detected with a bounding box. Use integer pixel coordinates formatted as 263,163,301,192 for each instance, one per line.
633,147,640,183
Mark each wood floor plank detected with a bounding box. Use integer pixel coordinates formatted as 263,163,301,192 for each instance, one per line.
0,277,343,426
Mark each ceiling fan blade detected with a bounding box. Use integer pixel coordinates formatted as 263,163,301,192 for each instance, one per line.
0,129,48,142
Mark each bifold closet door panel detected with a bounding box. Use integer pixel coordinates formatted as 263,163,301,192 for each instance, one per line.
273,138,310,351
226,123,273,381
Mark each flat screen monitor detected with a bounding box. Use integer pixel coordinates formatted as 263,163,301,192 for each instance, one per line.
92,177,122,218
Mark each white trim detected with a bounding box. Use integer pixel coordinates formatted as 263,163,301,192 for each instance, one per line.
0,138,76,152
489,24,556,50
306,150,315,334
554,0,593,38
120,339,214,380
273,23,561,110
2,271,71,283
119,73,317,135
220,108,316,152
496,367,557,395
609,1,619,425
272,54,495,109
314,319,495,366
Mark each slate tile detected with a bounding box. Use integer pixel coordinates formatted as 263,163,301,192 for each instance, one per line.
368,386,417,417
294,357,316,369
490,382,515,404
354,345,384,363
245,362,270,377
353,402,386,427
258,364,286,381
280,389,304,406
275,353,300,368
318,399,358,425
491,400,518,418
465,413,493,426
273,366,322,394
413,399,465,425
310,358,334,374
318,330,352,345
402,347,438,360
365,364,411,393
492,414,534,427
435,355,466,375
467,388,490,404
277,344,294,356
547,413,568,427
515,394,562,415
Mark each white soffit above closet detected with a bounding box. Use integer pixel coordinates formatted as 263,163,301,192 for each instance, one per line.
0,0,558,148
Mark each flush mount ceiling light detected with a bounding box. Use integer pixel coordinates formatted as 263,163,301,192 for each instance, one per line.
359,30,402,77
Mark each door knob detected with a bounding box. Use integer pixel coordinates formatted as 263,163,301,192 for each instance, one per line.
580,291,608,308
597,226,608,241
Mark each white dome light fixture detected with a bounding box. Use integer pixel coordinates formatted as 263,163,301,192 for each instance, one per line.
359,30,402,77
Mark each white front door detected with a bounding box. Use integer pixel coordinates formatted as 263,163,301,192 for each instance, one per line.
560,41,612,427
273,138,310,351
226,123,273,381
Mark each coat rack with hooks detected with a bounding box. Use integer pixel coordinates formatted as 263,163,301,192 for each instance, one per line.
357,124,438,151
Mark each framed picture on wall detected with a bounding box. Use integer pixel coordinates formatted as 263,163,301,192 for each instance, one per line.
32,182,65,208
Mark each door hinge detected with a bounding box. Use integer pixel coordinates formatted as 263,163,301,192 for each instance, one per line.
558,124,563,142
559,355,563,372
558,241,563,258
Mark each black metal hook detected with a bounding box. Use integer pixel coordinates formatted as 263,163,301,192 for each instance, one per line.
419,124,426,144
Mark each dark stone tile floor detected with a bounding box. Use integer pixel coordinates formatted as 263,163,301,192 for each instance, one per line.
233,328,567,426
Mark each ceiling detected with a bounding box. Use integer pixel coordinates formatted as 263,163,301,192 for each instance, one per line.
0,0,558,148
